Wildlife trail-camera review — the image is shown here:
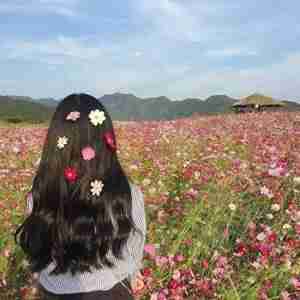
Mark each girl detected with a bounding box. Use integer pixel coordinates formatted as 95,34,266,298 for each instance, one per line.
15,93,146,300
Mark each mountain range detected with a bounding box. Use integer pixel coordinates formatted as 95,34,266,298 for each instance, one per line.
99,93,239,121
0,96,55,123
0,93,299,123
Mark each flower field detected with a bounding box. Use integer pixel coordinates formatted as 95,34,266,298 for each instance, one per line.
0,111,300,299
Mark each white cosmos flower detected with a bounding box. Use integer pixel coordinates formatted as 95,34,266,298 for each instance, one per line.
293,177,300,185
57,136,68,149
271,204,280,212
260,186,273,199
282,223,292,230
256,232,266,241
228,203,236,211
89,109,106,126
142,178,151,186
90,180,104,196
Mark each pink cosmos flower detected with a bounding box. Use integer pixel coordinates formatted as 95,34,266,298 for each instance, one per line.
260,186,274,198
174,254,184,262
150,292,167,300
131,277,145,293
290,277,300,290
256,243,272,257
280,291,291,300
81,146,96,161
172,270,181,280
168,279,180,290
144,244,156,258
66,111,80,121
267,231,277,243
150,293,158,300
155,256,169,267
212,267,225,279
234,241,248,257
202,259,209,269
4,248,10,257
216,256,228,268
223,226,229,238
142,267,152,277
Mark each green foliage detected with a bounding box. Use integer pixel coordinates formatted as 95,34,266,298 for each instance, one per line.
0,96,54,123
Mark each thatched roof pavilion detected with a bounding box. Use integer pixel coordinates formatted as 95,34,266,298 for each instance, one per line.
232,94,286,113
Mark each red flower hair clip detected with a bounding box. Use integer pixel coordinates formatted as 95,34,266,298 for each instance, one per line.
64,167,78,183
103,131,117,152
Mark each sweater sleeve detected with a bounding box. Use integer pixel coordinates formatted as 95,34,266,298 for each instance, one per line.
126,184,146,282
26,192,33,215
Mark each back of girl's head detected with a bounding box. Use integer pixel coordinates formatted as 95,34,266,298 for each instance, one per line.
15,93,138,275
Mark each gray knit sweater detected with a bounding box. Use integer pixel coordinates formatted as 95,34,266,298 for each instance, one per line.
38,182,146,294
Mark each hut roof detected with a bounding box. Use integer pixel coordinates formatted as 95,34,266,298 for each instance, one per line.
232,93,286,107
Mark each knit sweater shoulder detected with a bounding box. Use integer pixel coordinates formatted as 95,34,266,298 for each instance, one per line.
38,182,146,294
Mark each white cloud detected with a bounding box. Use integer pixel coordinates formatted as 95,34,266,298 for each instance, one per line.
206,48,258,57
2,36,102,64
165,52,300,101
135,51,142,57
134,0,229,43
0,1,79,17
1,1,299,101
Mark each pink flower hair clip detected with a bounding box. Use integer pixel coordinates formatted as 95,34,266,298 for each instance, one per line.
103,131,117,152
66,111,80,121
81,146,96,161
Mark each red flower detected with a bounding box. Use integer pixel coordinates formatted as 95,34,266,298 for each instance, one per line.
202,259,209,269
267,232,277,243
103,131,117,151
168,279,179,290
142,267,152,277
64,167,78,183
234,242,248,257
257,243,272,257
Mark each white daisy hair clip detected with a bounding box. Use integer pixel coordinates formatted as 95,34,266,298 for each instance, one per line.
90,179,104,196
57,136,68,149
89,109,106,126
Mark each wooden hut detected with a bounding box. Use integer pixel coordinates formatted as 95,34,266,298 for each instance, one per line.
232,94,286,113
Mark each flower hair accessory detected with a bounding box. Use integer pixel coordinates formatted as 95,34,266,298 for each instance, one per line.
103,131,117,152
57,136,68,149
89,109,106,126
66,111,80,121
64,167,78,183
90,179,104,196
81,146,96,161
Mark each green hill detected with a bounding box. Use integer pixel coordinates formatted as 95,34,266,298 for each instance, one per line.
281,100,300,111
99,93,238,120
0,96,55,123
1,93,299,123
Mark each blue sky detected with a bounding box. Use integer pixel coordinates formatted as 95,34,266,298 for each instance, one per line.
0,0,300,101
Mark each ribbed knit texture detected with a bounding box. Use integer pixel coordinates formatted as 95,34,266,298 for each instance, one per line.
38,182,146,294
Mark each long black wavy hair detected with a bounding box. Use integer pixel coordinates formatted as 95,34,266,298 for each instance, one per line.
15,93,140,276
